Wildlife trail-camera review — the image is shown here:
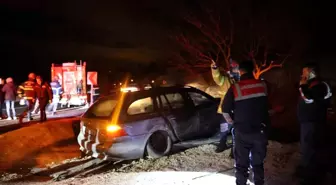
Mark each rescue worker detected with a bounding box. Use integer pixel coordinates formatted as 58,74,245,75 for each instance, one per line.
18,73,37,123
35,76,52,122
222,60,270,185
296,63,332,185
211,59,238,155
49,76,62,115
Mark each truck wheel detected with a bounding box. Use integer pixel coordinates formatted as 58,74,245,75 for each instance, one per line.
146,131,172,159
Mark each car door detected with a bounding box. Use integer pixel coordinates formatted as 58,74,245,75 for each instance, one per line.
122,94,164,136
186,89,221,137
157,90,200,141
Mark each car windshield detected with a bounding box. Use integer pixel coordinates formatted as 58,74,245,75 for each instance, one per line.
83,96,117,119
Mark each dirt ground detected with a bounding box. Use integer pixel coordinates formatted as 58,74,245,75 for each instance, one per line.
0,103,334,185
0,118,81,174
1,141,306,185
1,131,335,185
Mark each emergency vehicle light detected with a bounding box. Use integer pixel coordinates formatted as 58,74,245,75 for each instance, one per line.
120,87,139,92
144,86,152,90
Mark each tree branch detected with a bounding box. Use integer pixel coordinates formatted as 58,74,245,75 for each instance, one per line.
175,34,213,62
184,12,231,68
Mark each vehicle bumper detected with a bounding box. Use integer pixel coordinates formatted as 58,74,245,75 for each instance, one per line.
77,126,148,161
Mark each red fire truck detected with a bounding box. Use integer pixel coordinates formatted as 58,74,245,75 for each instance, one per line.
51,61,87,107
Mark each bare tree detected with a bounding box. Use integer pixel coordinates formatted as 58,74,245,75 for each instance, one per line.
175,8,234,70
173,0,305,79
240,8,295,79
246,37,290,79
168,52,199,75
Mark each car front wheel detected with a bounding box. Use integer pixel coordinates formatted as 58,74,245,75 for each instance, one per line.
146,131,172,159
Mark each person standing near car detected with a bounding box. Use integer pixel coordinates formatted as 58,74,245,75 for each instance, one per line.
17,73,37,123
211,59,238,155
222,60,270,185
296,63,332,185
49,76,62,115
35,76,52,122
2,77,17,120
0,78,4,119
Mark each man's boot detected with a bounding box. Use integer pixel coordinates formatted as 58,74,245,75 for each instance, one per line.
229,148,234,159
215,142,229,153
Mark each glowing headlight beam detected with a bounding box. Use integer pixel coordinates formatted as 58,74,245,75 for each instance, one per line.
120,87,139,92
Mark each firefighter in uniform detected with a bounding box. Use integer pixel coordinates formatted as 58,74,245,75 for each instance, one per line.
35,76,53,122
18,73,37,123
222,60,270,185
296,63,332,185
211,59,238,156
49,76,62,115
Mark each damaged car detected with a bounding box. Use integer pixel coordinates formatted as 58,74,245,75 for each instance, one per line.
77,85,222,160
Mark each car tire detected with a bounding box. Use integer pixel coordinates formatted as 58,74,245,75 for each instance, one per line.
146,131,172,159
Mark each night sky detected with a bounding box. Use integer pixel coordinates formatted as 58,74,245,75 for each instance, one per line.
0,0,334,83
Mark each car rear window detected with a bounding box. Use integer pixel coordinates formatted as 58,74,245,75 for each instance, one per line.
83,97,117,118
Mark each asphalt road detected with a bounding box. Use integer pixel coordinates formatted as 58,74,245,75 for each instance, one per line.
0,106,87,134
0,102,78,118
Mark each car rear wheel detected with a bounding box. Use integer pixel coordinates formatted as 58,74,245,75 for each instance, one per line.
146,131,172,159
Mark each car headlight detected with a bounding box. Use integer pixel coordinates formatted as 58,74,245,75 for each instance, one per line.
120,87,139,92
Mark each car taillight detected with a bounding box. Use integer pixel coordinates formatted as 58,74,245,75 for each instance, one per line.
106,124,127,137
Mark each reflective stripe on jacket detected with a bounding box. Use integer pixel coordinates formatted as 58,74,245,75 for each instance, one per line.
297,78,332,122
233,79,267,101
299,81,332,104
17,80,36,99
222,74,270,133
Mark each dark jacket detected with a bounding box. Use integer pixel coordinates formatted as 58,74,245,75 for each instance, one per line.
222,73,271,133
297,78,332,123
17,79,36,100
35,82,53,102
0,84,4,103
2,82,17,101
